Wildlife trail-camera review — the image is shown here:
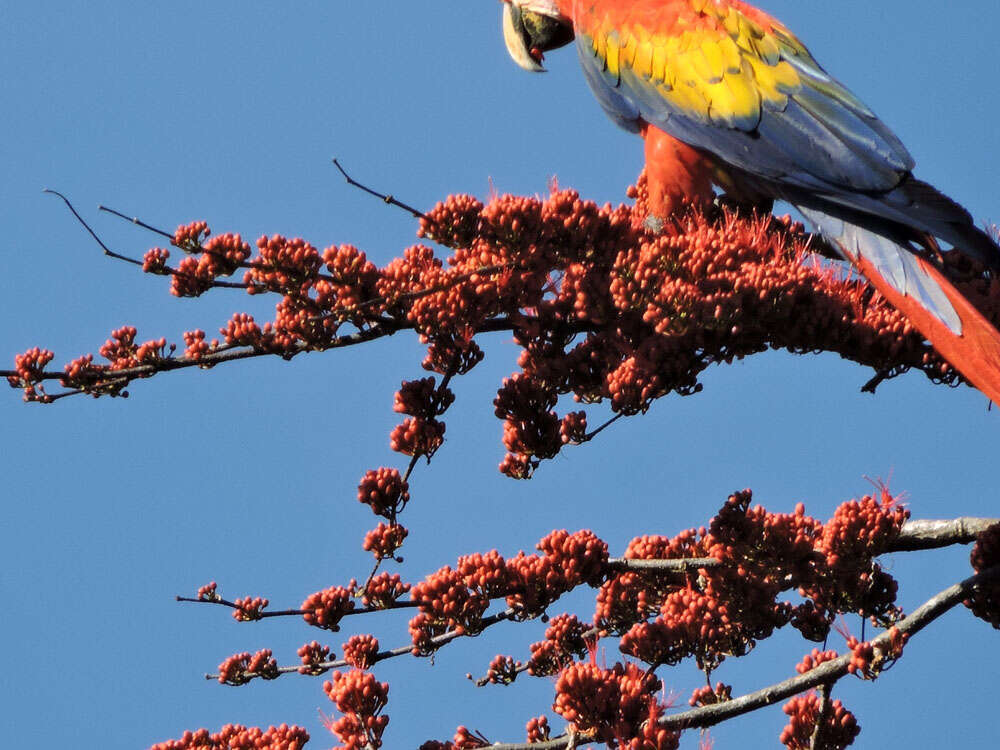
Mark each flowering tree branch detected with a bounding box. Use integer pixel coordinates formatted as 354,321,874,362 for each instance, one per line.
9,177,1000,750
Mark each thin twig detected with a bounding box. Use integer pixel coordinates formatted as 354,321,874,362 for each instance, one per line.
176,594,418,619
44,189,143,267
332,158,429,222
204,608,518,683
98,204,175,240
99,204,342,284
44,190,248,289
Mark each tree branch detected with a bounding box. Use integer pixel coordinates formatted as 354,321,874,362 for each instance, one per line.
483,564,999,750
204,608,518,683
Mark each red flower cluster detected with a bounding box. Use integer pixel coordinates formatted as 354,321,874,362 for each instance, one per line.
688,681,732,707
217,650,279,686
297,640,332,676
845,626,907,680
8,347,55,401
221,313,263,347
301,585,356,631
527,613,592,676
97,327,168,370
553,661,679,749
966,523,1000,628
342,634,379,669
360,572,410,609
143,247,170,274
317,244,379,322
795,648,839,674
148,724,308,750
247,235,321,294
506,529,609,617
407,530,607,653
357,467,410,519
172,232,251,297
410,565,490,638
232,596,269,622
323,669,389,750
196,581,219,602
15,178,986,466
480,654,521,685
363,522,408,560
780,692,859,750
525,715,550,744
600,490,908,672
172,220,211,250
389,416,446,458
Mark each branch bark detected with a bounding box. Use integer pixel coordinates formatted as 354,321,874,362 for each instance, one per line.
484,564,999,750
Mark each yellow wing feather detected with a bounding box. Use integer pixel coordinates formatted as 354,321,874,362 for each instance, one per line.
585,0,806,130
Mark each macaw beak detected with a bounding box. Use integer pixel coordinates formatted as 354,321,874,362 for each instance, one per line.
502,1,574,73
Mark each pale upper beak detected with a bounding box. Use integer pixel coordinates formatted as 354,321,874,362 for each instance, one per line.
502,2,575,73
503,3,546,72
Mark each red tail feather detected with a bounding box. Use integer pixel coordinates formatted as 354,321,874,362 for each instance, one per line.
853,254,1000,404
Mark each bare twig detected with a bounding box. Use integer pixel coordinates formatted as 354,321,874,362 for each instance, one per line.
98,204,175,240
98,204,342,284
44,190,249,289
175,594,418,620
333,158,429,222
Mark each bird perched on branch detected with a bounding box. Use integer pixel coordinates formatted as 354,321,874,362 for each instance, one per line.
500,0,1000,403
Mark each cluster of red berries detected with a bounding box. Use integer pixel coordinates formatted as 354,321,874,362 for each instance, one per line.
316,244,379,322
526,613,591,677
844,626,907,680
301,585,356,631
231,596,269,622
13,176,975,484
322,669,389,750
357,468,410,519
479,654,521,685
217,649,278,686
297,641,332,676
172,232,251,297
966,523,1000,628
689,681,732,707
142,247,170,274
363,522,408,560
196,581,219,601
598,490,908,672
417,726,492,750
780,692,859,750
246,235,321,294
795,648,838,674
553,660,679,749
524,715,550,744
149,724,308,750
342,634,380,669
360,572,410,608
95,327,169,370
407,530,606,654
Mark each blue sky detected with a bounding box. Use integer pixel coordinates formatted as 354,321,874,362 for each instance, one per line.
1,2,997,748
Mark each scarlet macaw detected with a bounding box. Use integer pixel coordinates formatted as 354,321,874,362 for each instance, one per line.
500,0,1000,403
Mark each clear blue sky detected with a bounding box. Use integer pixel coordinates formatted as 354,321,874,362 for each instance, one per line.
1,2,997,748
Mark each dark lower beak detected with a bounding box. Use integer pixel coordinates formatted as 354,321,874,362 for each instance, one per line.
502,3,574,73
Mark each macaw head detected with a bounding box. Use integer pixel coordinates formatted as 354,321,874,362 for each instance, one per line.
501,0,574,72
